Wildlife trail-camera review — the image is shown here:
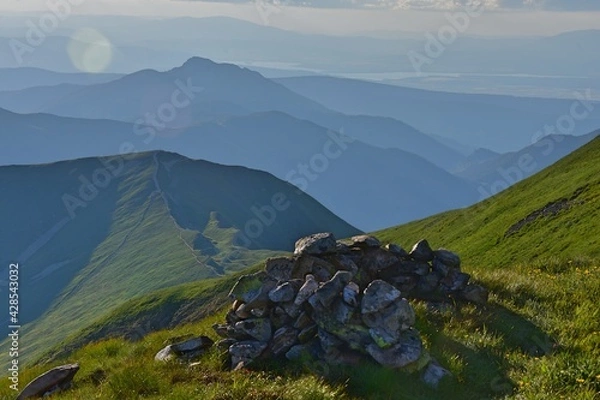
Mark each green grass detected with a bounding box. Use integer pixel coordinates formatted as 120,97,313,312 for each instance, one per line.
2,257,597,399
3,139,599,398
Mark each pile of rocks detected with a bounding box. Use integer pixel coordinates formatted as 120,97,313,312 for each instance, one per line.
213,233,488,387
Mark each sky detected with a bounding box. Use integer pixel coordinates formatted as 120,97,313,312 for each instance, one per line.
1,0,599,36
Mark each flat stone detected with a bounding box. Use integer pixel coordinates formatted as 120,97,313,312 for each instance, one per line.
350,235,381,248
17,364,80,400
229,341,268,367
294,233,337,256
171,336,213,354
269,326,299,356
235,318,273,342
361,280,402,314
366,330,422,368
410,240,434,262
265,257,295,281
268,282,297,303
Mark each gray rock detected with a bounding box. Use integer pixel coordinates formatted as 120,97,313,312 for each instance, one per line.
270,326,299,356
410,240,434,262
235,318,273,342
361,280,402,314
342,282,360,307
265,257,295,281
385,243,409,258
229,341,268,368
229,272,276,309
332,298,355,325
334,255,359,276
431,258,450,277
268,282,297,303
293,311,312,330
294,274,319,306
434,249,461,269
17,364,79,400
298,325,318,343
350,235,381,248
422,360,451,387
318,328,343,354
461,284,489,305
360,248,400,271
270,306,293,329
171,336,214,354
294,233,337,256
366,330,422,368
311,271,353,308
156,336,213,361
362,299,415,347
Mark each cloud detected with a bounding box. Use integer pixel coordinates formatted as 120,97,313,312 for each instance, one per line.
194,0,600,11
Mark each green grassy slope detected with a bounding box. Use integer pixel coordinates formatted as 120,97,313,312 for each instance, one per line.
377,136,600,265
0,151,359,365
4,139,599,399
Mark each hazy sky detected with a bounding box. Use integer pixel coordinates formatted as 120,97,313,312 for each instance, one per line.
1,0,599,36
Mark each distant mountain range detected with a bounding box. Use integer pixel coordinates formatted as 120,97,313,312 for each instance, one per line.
0,107,475,230
454,131,600,195
0,67,121,92
278,76,600,153
0,151,359,361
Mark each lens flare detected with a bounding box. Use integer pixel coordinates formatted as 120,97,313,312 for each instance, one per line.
67,28,113,73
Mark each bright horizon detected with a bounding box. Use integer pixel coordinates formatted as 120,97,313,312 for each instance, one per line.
1,0,600,37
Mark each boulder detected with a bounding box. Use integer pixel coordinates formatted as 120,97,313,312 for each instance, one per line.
434,249,461,269
294,233,337,256
17,364,80,400
265,257,295,281
350,235,381,248
410,239,434,262
268,282,297,303
229,341,268,368
365,330,422,368
361,280,401,314
269,326,299,356
235,318,272,342
461,284,489,305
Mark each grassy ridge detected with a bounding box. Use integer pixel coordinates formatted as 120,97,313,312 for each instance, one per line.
3,139,599,399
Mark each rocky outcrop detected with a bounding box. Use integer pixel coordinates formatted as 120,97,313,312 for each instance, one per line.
17,364,79,399
214,233,486,387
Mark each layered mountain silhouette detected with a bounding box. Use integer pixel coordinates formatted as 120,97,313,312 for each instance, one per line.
455,131,600,193
0,151,359,358
0,107,477,230
0,58,464,170
277,76,600,153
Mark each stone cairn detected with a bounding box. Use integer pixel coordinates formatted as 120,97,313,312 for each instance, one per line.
212,233,489,387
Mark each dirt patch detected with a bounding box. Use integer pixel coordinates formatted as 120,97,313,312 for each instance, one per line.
505,185,588,237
